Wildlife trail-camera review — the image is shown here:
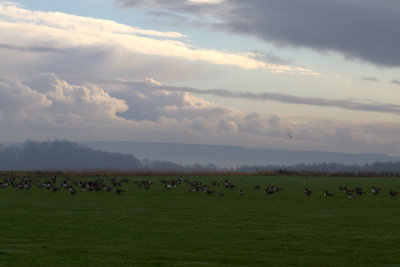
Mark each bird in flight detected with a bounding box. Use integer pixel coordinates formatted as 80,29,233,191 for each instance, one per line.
287,132,295,138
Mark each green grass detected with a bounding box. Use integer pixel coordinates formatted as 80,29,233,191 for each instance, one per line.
1,175,400,266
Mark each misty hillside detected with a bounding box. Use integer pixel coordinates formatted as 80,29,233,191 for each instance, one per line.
0,140,215,172
0,140,144,171
82,141,400,168
1,140,400,174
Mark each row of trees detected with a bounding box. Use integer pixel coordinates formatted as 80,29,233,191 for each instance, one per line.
235,162,400,176
0,140,218,172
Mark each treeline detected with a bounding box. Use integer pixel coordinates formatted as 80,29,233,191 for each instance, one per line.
0,140,218,172
1,140,400,175
0,140,142,171
235,162,400,176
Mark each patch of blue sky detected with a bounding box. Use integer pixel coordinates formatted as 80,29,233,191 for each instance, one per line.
10,0,152,30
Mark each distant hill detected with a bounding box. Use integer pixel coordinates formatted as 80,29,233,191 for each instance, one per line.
0,140,211,172
0,140,143,171
82,141,400,168
1,140,400,173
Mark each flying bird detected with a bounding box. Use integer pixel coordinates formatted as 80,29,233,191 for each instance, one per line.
287,132,295,138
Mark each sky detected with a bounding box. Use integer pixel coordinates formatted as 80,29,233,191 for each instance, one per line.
0,0,400,156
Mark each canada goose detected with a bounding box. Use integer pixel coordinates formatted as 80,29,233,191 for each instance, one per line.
344,186,353,195
355,187,365,196
218,191,224,196
225,182,236,190
264,189,275,195
267,185,283,192
204,188,214,195
389,189,398,196
24,183,32,190
324,190,334,197
239,190,244,196
304,187,312,196
274,186,284,192
348,193,355,200
51,187,60,192
115,189,125,195
211,181,220,186
371,186,381,195
69,187,76,195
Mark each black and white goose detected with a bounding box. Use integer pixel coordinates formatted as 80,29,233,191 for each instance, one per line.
371,186,381,195
324,190,335,197
304,187,312,196
389,189,398,196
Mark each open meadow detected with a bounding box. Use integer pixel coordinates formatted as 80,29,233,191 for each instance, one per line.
1,173,400,266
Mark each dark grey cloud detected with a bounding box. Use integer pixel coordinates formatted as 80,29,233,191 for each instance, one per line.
100,78,400,115
391,79,400,85
115,0,400,67
0,43,64,53
174,87,400,115
362,76,379,82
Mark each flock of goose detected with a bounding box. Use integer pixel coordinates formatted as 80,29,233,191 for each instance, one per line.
0,176,399,199
305,185,398,199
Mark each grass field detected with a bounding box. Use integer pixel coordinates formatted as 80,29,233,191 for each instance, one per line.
1,174,400,266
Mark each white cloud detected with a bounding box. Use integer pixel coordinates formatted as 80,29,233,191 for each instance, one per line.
217,119,238,132
0,76,51,119
0,1,319,75
0,73,399,155
0,1,184,38
24,73,129,122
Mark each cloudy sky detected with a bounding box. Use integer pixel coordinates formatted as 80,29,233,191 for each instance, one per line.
1,0,400,155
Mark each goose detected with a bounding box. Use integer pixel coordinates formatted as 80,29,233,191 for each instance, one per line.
51,187,60,192
389,189,398,196
264,189,275,195
238,190,244,196
371,186,381,195
267,185,283,192
69,187,76,195
344,186,353,195
304,187,312,196
115,189,125,195
275,186,283,192
204,188,214,195
218,191,224,196
211,181,220,186
324,190,334,197
355,187,365,196
24,183,32,190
